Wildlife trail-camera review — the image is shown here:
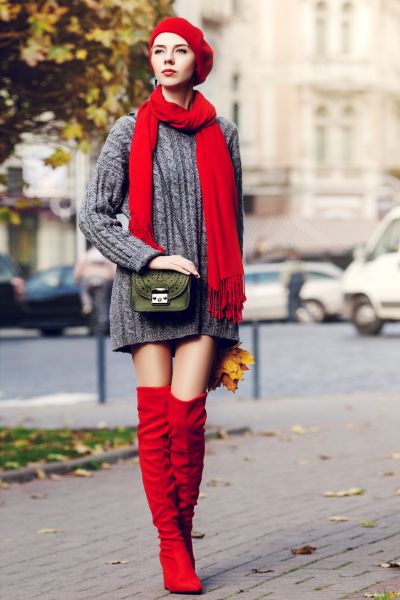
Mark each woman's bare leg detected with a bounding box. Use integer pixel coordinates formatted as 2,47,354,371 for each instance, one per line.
171,334,217,400
130,341,173,386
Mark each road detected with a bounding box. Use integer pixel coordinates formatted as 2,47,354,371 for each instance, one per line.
0,322,399,402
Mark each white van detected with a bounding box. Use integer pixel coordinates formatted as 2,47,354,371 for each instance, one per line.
342,206,400,335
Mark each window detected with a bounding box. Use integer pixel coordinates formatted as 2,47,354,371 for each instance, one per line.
369,220,400,260
26,268,62,293
340,2,353,54
340,106,355,165
245,271,280,284
307,271,336,280
315,2,328,56
7,167,23,195
314,106,329,164
232,101,240,128
62,267,76,288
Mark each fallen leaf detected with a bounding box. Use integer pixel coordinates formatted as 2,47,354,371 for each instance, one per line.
243,455,253,461
49,473,62,480
379,561,400,568
31,493,48,499
198,492,207,499
323,487,365,497
4,461,20,469
72,468,93,477
319,454,332,460
291,545,317,555
329,515,351,522
260,430,278,437
395,488,400,496
101,463,112,470
296,459,310,465
105,560,129,564
191,529,205,538
251,567,274,573
37,528,62,534
73,442,93,455
360,520,378,528
391,452,400,460
291,424,307,434
47,453,69,462
384,471,397,476
206,477,230,487
0,479,10,490
217,428,229,439
35,468,47,480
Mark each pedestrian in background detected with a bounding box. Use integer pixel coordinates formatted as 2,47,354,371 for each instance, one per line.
281,248,307,322
73,244,116,324
78,16,246,594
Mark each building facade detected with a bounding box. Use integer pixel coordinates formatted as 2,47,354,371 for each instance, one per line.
177,0,400,225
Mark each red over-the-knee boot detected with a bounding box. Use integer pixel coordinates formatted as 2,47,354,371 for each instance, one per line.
136,385,202,594
167,389,208,570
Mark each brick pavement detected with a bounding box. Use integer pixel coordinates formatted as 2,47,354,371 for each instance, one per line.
1,392,400,599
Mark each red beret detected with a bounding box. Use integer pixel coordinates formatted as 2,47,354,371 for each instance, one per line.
148,16,213,86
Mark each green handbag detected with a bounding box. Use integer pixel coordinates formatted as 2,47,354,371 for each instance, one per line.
131,269,193,313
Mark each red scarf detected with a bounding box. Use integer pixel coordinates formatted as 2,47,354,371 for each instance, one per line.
128,85,246,323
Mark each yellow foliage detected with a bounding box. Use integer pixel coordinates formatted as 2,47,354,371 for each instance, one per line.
207,341,255,394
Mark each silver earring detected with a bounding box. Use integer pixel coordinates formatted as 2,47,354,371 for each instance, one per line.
152,75,158,89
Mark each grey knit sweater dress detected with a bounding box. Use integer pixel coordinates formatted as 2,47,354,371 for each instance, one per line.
78,111,244,356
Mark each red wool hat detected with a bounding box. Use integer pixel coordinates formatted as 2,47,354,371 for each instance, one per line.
148,16,214,85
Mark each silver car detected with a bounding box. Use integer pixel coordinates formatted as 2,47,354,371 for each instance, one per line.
242,261,344,323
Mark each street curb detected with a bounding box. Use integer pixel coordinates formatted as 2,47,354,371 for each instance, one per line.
0,426,252,484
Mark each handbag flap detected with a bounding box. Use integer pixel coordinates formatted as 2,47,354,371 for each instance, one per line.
132,270,189,300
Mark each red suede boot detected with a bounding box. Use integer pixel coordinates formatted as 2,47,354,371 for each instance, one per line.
167,389,208,570
136,385,202,594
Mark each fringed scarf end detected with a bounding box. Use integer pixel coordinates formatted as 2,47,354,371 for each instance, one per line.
129,221,165,254
207,273,247,324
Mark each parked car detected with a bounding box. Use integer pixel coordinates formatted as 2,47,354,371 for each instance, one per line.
20,265,101,336
242,261,344,323
342,206,400,335
0,253,27,328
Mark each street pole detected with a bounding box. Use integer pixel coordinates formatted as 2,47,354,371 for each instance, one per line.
251,322,260,400
92,283,107,404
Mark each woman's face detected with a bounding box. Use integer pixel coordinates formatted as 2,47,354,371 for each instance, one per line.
150,31,196,88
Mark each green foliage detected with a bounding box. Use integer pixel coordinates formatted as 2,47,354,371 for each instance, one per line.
0,426,138,469
0,0,174,164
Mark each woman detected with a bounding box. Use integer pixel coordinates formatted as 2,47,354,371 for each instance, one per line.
78,16,246,594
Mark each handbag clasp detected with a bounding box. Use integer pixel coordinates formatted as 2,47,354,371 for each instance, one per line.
152,287,169,305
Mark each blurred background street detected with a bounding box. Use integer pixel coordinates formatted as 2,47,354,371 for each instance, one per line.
1,321,400,404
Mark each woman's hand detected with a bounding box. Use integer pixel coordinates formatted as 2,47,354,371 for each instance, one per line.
148,255,200,278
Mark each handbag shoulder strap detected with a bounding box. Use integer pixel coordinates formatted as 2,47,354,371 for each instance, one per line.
153,153,193,259
128,111,193,260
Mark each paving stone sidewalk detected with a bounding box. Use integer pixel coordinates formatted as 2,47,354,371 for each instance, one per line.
1,391,400,600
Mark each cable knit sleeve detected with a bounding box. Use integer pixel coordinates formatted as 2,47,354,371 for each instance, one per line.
78,115,165,273
227,123,244,260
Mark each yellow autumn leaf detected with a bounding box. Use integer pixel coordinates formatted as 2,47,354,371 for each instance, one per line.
63,122,83,140
72,442,92,455
72,468,93,477
75,48,87,60
35,468,47,480
37,528,62,534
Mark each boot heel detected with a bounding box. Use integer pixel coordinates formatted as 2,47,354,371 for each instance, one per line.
160,539,202,593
